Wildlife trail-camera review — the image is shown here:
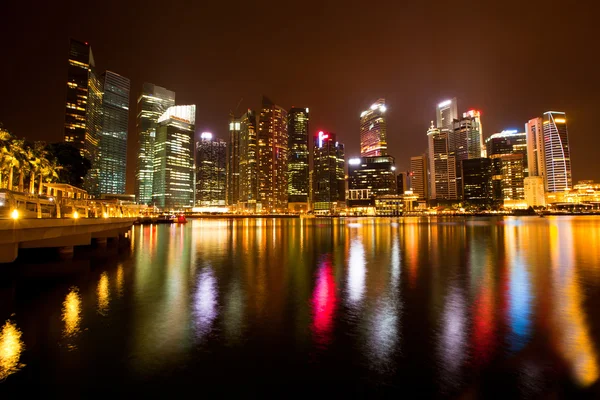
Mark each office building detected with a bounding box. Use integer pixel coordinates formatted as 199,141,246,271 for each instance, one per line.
287,107,310,211
98,71,130,195
396,172,407,195
152,105,196,210
312,131,345,213
135,83,175,204
491,153,525,206
409,155,429,201
525,117,544,179
227,113,241,207
63,39,102,194
238,110,259,212
524,176,546,207
436,98,458,131
258,96,288,212
486,130,527,157
543,111,572,192
347,155,397,208
196,132,227,206
360,99,387,157
461,158,493,206
427,124,457,201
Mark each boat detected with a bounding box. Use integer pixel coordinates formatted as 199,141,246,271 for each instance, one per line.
176,214,187,224
155,214,175,224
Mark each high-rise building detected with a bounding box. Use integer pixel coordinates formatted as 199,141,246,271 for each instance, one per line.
525,117,544,179
227,113,241,207
409,155,429,201
524,176,546,207
449,111,484,194
312,131,345,213
486,130,527,157
360,99,387,157
347,155,397,207
152,105,196,210
63,39,102,194
461,158,493,206
97,71,130,195
287,107,310,211
427,124,457,201
196,132,227,206
491,153,525,204
543,111,572,192
135,83,175,204
396,172,407,195
436,98,458,131
238,110,259,212
257,96,288,213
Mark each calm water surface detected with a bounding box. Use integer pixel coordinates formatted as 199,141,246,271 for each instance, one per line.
1,216,600,396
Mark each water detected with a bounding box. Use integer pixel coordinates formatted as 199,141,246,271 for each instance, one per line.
1,216,600,396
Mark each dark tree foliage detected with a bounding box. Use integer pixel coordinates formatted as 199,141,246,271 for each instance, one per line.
45,142,91,187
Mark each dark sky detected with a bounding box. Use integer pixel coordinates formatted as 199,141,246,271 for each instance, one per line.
1,0,598,193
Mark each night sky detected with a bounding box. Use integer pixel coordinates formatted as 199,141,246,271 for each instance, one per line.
1,0,598,193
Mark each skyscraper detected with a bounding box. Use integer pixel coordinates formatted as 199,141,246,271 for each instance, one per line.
427,124,457,201
486,130,527,158
135,83,175,204
63,39,102,194
347,155,397,202
436,98,458,131
525,117,544,179
98,71,130,195
152,105,196,210
491,153,525,203
239,110,259,212
543,111,572,192
196,132,227,206
287,107,310,211
312,131,345,213
461,158,493,206
227,113,241,207
409,155,429,201
360,99,387,157
258,96,288,213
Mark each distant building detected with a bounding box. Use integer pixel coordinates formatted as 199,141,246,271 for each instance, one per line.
409,155,429,201
347,155,396,208
287,107,310,211
152,105,196,210
360,99,387,157
491,153,525,207
238,110,259,212
524,176,546,207
427,124,457,201
450,110,484,194
98,71,130,195
312,131,345,213
227,113,241,207
63,39,102,194
543,111,572,192
461,158,493,206
525,117,545,179
196,132,227,206
486,130,528,177
436,98,458,131
135,83,175,204
396,172,407,195
258,96,288,213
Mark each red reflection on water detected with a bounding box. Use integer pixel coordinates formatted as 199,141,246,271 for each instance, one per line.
311,257,337,347
472,281,495,365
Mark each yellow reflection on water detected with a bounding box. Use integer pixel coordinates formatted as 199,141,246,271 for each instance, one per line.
62,287,82,338
0,320,25,380
116,265,124,298
97,272,110,316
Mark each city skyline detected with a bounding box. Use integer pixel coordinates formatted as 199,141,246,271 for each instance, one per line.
1,1,598,194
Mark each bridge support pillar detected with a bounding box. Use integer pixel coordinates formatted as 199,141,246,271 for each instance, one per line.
0,243,18,264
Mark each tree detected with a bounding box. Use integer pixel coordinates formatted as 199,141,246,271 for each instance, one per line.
45,142,91,188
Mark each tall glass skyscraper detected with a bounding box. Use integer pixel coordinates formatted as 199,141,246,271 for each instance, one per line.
152,105,196,210
525,117,544,179
258,96,288,213
543,111,572,192
312,131,345,213
98,71,130,195
287,107,310,210
360,99,387,157
436,98,458,131
427,124,457,201
239,110,259,212
63,39,102,194
135,83,175,204
196,132,227,206
227,113,241,207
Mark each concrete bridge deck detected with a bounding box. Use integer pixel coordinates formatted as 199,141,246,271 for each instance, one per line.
0,218,137,263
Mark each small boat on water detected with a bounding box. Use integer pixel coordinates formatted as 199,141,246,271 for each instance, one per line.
156,214,175,224
176,214,187,223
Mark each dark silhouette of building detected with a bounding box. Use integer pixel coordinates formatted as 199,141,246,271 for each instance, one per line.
461,158,493,206
196,133,227,206
287,107,310,211
313,131,345,213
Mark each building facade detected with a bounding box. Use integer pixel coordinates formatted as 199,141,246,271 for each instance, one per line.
196,132,227,206
312,131,345,213
287,107,310,211
491,153,525,206
436,98,458,131
347,155,397,207
543,111,572,192
409,155,429,201
360,99,387,157
525,117,544,180
461,158,493,206
152,105,196,210
135,83,175,204
427,124,457,201
239,110,259,212
227,113,241,207
98,71,130,195
257,96,288,212
524,176,546,207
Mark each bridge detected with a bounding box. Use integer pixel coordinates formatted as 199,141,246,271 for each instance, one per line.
0,218,137,263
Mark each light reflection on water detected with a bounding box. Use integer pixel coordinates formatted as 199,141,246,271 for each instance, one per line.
1,216,600,395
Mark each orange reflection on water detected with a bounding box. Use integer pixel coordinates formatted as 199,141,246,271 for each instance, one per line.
97,272,110,316
550,220,599,387
62,287,82,339
116,265,124,298
0,320,25,380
